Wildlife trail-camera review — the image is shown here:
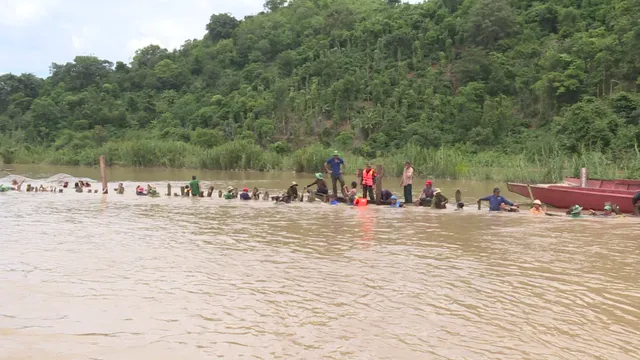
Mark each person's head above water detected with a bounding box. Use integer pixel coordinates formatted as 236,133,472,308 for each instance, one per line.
390,195,398,203
604,205,612,214
192,175,196,180
425,180,432,187
533,199,542,209
242,187,249,192
493,187,500,196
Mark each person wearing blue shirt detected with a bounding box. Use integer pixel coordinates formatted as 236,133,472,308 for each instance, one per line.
389,195,404,207
477,187,518,211
324,151,346,197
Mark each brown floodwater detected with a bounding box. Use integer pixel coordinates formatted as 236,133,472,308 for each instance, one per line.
1,165,639,359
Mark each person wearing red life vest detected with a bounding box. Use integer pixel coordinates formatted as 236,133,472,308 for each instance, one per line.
361,163,376,202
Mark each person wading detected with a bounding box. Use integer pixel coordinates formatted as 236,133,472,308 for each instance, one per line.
400,161,414,204
189,175,201,197
477,187,518,211
324,151,345,197
361,163,376,202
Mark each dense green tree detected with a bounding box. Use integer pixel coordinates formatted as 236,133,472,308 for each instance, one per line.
2,0,640,166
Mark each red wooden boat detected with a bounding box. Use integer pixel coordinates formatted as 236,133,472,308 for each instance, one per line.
507,183,636,212
563,177,640,190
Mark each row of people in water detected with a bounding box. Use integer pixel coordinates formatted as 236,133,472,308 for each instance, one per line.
0,179,101,193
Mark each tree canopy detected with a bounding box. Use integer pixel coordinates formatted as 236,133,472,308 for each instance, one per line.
1,0,640,166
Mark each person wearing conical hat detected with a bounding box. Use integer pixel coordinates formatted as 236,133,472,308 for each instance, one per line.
285,181,299,202
530,199,546,215
224,186,235,199
432,188,448,209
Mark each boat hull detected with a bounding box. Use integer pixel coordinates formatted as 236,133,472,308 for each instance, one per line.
564,177,640,190
529,186,634,213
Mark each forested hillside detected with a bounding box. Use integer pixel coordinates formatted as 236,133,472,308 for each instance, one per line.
1,0,640,180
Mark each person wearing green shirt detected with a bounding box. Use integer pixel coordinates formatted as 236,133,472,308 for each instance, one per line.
189,175,201,196
224,186,235,199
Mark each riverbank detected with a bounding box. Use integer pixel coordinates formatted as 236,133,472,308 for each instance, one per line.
2,140,638,183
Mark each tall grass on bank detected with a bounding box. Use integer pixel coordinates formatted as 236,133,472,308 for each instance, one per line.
2,140,639,183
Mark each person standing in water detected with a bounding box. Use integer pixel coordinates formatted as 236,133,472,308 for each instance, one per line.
400,161,414,204
529,200,546,215
361,163,376,202
324,151,345,197
477,187,518,211
189,175,201,197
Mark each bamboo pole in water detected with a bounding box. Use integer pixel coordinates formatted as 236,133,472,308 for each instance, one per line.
166,184,171,196
100,155,108,194
580,168,588,187
375,165,383,205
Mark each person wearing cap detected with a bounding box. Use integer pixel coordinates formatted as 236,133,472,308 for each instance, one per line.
400,161,414,203
432,188,448,209
189,175,201,197
239,187,251,200
325,151,346,197
417,180,435,206
389,195,405,207
529,199,546,215
361,163,376,201
566,205,584,217
478,187,518,211
589,205,614,216
305,172,329,195
224,186,235,199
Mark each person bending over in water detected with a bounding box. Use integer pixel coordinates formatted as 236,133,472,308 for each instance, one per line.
286,181,299,201
136,185,146,195
478,187,518,211
114,183,125,194
74,182,83,193
251,187,261,200
389,195,405,207
240,187,251,200
380,189,393,202
432,188,448,209
305,173,329,196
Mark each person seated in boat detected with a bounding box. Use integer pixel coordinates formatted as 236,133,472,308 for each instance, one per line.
136,185,146,195
343,181,357,204
432,188,448,209
114,183,125,194
380,189,393,202
389,195,404,207
240,187,251,200
305,173,329,196
566,205,584,217
529,199,546,215
416,180,435,206
478,187,518,211
224,186,235,199
74,182,83,193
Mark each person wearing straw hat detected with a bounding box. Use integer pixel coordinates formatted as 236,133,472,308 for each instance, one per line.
286,181,299,201
325,150,346,197
432,188,448,209
224,186,236,199
530,199,546,215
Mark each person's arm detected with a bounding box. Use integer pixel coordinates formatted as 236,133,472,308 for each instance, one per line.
324,160,331,173
442,195,449,204
478,196,491,202
306,180,318,188
339,158,345,174
503,197,515,207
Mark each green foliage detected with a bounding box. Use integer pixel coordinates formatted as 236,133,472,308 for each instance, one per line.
2,0,640,179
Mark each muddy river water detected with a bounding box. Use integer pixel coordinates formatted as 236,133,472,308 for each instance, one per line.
1,165,639,359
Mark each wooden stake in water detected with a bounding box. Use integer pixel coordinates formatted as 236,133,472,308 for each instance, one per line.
375,165,383,205
580,168,588,187
167,184,171,196
100,155,108,194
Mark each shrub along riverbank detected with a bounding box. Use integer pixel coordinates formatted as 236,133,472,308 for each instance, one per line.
2,139,639,184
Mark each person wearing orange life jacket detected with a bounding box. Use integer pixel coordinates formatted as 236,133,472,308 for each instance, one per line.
361,163,377,202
